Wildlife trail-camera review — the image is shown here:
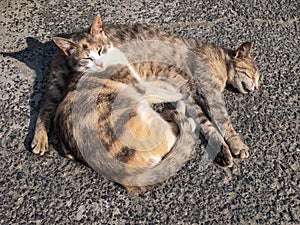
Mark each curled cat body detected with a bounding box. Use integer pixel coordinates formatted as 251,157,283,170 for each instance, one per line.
31,15,260,189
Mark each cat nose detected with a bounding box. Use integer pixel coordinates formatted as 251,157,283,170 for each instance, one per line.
97,62,103,68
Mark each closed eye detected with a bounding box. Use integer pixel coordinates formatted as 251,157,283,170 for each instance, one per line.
98,46,109,55
98,47,103,55
83,57,93,61
236,68,249,78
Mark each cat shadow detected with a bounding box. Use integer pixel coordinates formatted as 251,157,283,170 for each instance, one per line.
226,85,241,94
1,35,71,152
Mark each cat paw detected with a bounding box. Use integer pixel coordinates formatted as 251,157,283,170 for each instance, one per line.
31,130,48,155
228,141,249,159
214,144,234,167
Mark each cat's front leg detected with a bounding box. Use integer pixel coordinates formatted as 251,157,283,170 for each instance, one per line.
31,118,48,155
202,127,234,167
224,123,249,159
194,86,250,161
208,108,249,159
31,64,67,155
31,88,61,155
194,105,234,167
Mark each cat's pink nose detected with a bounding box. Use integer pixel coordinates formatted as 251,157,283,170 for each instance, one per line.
96,62,103,68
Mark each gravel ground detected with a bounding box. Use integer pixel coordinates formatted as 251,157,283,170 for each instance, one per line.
0,0,299,224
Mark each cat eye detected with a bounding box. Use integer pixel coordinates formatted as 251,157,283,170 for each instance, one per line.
83,57,93,61
98,46,108,55
98,47,103,55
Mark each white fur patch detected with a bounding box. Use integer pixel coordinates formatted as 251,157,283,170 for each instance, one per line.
149,155,162,166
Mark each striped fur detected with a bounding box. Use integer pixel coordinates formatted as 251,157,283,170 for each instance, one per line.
31,15,260,189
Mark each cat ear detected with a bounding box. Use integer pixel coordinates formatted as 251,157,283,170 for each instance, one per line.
90,14,105,37
53,37,77,56
234,42,252,58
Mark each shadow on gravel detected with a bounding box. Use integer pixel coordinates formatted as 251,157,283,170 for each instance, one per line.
1,35,70,152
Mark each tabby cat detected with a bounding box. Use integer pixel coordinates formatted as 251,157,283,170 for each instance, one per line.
31,15,259,188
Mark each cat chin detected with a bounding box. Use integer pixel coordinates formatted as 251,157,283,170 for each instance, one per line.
85,63,106,73
233,78,257,94
233,80,249,94
74,66,105,74
241,80,257,92
75,66,89,73
85,68,106,74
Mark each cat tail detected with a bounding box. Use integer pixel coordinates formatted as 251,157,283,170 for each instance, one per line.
123,107,197,187
54,87,197,188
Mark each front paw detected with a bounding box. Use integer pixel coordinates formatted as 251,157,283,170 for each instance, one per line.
228,139,249,159
31,130,48,155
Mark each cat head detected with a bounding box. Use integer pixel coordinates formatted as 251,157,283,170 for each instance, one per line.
53,15,114,73
228,42,260,94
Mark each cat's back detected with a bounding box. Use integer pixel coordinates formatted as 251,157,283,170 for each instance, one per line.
105,23,182,45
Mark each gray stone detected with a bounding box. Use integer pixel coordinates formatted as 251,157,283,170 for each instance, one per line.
0,0,299,224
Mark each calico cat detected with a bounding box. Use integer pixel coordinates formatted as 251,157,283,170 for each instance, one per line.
32,16,197,187
31,15,259,187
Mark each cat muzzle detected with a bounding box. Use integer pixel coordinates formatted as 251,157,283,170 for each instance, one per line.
96,62,103,68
